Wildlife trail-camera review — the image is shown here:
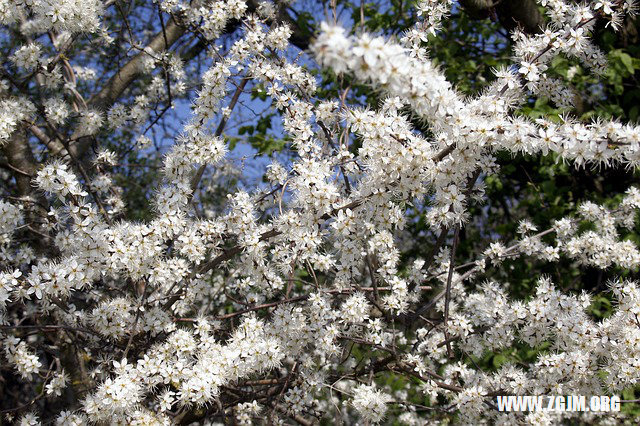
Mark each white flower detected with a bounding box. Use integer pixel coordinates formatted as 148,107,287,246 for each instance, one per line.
12,44,41,70
519,61,540,82
352,384,392,423
340,292,371,323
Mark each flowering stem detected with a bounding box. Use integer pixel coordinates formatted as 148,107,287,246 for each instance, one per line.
443,224,460,359
189,76,250,200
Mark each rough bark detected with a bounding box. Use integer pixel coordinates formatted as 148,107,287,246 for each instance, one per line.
3,131,38,197
496,0,544,34
461,0,545,34
2,131,53,252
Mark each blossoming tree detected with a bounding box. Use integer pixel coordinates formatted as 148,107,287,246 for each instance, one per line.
1,0,640,424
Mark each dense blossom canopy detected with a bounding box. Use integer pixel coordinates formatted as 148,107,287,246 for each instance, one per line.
1,0,640,424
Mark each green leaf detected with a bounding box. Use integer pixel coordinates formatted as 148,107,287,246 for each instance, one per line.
492,354,507,369
226,136,240,151
238,125,254,135
248,134,288,155
251,84,268,101
256,114,273,133
620,52,635,75
609,49,635,76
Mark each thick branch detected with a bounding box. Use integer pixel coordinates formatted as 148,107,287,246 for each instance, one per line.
2,130,53,253
90,19,185,112
460,0,544,34
3,131,37,196
54,18,187,160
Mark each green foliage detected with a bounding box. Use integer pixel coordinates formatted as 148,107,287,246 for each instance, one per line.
251,83,269,101
428,12,509,94
237,114,290,155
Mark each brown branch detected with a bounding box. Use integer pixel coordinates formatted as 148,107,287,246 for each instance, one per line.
189,76,250,199
53,16,187,160
3,131,38,197
460,0,543,34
